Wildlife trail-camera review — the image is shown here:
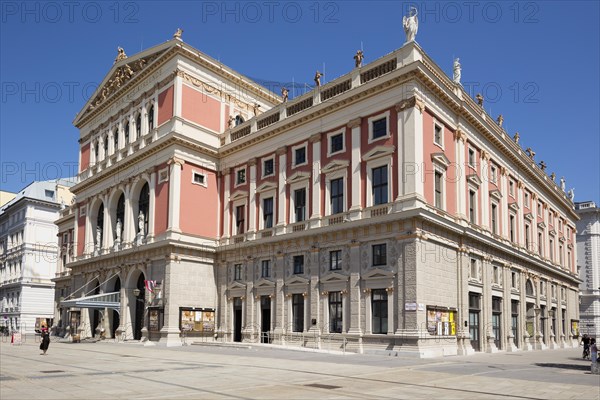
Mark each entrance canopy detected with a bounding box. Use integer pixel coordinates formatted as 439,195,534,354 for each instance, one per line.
61,292,120,311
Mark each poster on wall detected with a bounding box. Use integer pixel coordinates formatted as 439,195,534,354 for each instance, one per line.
571,320,579,337
426,307,456,336
179,308,215,332
149,309,160,331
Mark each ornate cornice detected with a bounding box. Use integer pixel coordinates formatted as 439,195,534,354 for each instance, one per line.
347,117,361,129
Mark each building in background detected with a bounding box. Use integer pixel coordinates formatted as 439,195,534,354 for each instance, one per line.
0,179,75,334
0,191,17,208
575,201,600,338
61,22,581,356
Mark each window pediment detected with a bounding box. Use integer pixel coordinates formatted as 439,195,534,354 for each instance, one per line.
285,276,310,286
490,189,503,200
322,159,349,174
467,174,481,188
320,271,349,283
230,190,248,201
431,152,451,169
286,171,311,184
537,221,546,229
256,182,278,193
509,202,519,211
362,145,395,162
227,281,246,291
524,212,534,222
362,268,394,280
255,278,275,288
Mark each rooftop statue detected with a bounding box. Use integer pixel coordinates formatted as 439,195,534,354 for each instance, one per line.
314,71,323,87
354,50,364,68
497,114,504,128
453,58,461,84
539,161,547,171
475,93,484,106
560,177,566,192
403,7,418,43
525,147,535,160
114,47,127,63
281,87,289,102
550,172,556,181
514,132,520,144
173,28,183,40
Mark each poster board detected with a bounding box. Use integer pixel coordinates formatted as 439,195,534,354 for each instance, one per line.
179,308,215,332
426,308,456,336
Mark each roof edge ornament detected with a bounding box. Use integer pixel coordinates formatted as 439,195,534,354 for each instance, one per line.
403,6,418,44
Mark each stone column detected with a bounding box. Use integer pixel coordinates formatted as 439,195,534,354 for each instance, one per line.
456,246,473,354
504,264,518,352
173,74,182,118
454,129,467,220
348,243,361,334
309,248,320,335
480,151,490,231
276,147,287,232
248,158,257,236
500,168,509,238
394,95,425,208
147,170,156,243
102,193,111,253
159,256,182,347
222,169,231,241
167,157,184,234
482,256,498,353
309,133,322,227
273,254,285,336
123,183,134,249
348,119,361,220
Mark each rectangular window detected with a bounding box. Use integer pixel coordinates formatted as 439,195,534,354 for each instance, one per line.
234,264,242,281
261,260,271,278
549,239,554,262
538,232,543,256
492,297,502,350
491,203,498,234
372,166,388,205
236,169,246,185
509,180,515,196
329,250,342,270
493,266,500,285
567,251,571,269
511,272,517,288
470,258,478,280
330,133,343,153
236,205,245,234
372,244,387,266
434,171,443,209
372,118,387,139
328,292,343,333
294,188,306,222
372,289,388,334
330,178,344,215
559,245,564,266
490,165,497,184
525,192,530,208
263,197,273,229
525,224,531,249
469,190,477,224
511,300,519,348
263,159,274,176
510,215,516,242
193,172,206,186
293,255,304,275
292,294,304,332
294,147,306,165
434,124,442,145
468,148,475,167
537,202,542,216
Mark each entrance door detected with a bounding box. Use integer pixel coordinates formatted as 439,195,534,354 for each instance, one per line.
134,275,145,340
233,297,243,342
469,293,481,351
261,296,271,343
112,278,121,338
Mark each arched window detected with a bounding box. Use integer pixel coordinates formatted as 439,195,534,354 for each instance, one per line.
136,114,141,137
526,279,534,296
94,141,99,161
96,204,104,245
103,135,108,156
116,194,125,239
138,183,149,235
124,123,130,144
235,115,245,126
114,129,119,150
148,105,154,131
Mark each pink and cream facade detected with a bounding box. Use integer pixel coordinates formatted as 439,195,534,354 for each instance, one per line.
64,36,580,356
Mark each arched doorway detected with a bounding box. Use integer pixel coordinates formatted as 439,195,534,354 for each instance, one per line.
112,277,121,338
134,274,145,340
138,183,149,237
116,193,125,242
96,204,104,248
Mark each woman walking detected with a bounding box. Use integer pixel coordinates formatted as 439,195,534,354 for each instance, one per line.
39,325,50,355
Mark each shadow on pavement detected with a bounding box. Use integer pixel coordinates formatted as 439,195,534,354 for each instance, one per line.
534,363,590,371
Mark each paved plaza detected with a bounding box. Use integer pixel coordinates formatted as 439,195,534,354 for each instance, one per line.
1,337,598,399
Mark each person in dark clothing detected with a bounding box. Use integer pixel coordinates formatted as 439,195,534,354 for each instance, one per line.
582,334,590,359
39,326,50,355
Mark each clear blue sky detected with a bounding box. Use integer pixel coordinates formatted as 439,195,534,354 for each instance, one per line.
1,1,598,204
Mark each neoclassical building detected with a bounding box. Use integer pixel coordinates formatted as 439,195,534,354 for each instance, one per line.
61,27,580,356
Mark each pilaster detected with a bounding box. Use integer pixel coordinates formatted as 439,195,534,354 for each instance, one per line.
348,118,362,219
167,157,184,233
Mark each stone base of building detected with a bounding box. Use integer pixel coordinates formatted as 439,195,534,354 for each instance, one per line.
159,328,183,347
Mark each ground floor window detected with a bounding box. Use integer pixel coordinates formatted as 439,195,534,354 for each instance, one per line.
469,292,481,351
492,297,502,349
371,289,388,334
540,305,546,343
292,294,304,332
511,300,519,347
329,291,343,333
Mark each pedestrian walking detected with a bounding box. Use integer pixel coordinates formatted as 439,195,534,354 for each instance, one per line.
39,325,50,355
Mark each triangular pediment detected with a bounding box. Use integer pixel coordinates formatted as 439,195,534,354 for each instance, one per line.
509,202,520,211
227,281,247,291
320,271,349,283
362,145,395,161
322,159,350,174
538,221,547,229
362,268,395,280
255,278,275,288
74,41,177,125
467,174,481,188
524,212,534,221
256,181,278,193
431,152,451,169
230,190,248,201
287,171,311,184
285,275,310,286
490,189,503,200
